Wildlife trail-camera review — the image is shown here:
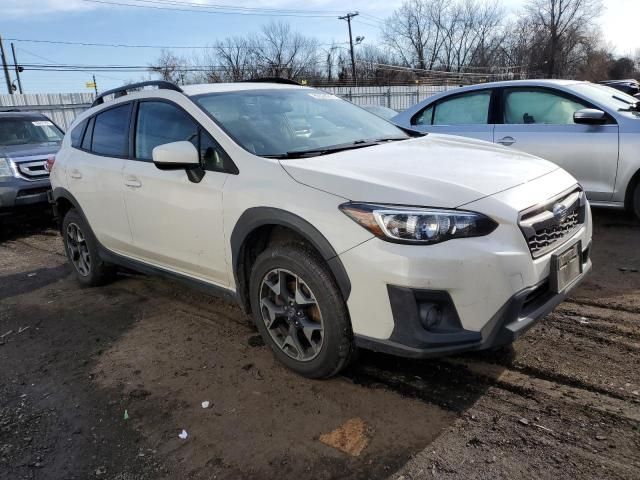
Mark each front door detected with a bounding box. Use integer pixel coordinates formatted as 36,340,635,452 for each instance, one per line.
122,100,234,286
493,87,619,201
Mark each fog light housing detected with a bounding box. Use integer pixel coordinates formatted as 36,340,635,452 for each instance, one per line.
419,303,443,330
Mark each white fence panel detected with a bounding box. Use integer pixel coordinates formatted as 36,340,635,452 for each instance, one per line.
320,84,458,111
0,93,94,130
0,85,463,131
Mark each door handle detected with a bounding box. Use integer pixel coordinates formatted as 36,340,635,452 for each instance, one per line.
497,136,516,146
69,169,82,179
124,176,142,188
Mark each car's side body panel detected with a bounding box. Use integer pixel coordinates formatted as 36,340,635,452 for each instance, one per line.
394,80,640,208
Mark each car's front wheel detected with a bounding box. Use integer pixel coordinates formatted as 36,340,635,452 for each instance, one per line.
633,182,640,221
249,244,354,378
62,209,115,286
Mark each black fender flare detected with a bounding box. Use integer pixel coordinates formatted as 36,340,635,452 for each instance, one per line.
230,207,352,309
51,187,87,223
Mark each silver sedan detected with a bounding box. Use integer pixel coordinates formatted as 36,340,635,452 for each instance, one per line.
393,80,640,219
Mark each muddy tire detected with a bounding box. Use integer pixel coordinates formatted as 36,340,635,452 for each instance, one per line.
249,244,354,379
62,209,115,286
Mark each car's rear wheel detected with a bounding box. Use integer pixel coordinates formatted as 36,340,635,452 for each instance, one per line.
249,244,354,378
62,209,115,286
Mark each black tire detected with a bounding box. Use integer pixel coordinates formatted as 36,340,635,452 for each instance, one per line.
61,209,115,286
632,182,640,221
249,244,354,379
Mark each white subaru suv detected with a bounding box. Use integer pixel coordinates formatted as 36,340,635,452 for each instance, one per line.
49,80,592,378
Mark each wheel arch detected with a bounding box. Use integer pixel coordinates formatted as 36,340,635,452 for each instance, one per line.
624,168,640,212
230,207,351,314
51,187,90,232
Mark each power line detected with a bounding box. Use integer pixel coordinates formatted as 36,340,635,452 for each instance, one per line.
80,0,344,18
18,47,130,81
115,0,346,15
6,37,349,50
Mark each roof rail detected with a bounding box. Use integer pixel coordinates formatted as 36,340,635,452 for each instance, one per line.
91,80,183,107
242,77,301,86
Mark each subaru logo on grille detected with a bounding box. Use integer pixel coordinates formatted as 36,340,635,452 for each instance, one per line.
552,202,568,223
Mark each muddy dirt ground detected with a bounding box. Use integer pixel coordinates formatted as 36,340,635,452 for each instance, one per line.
0,209,638,480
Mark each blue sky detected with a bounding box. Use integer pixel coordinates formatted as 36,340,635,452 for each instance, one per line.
1,0,638,94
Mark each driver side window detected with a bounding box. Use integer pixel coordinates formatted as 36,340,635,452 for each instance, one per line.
134,101,236,174
135,101,198,160
503,89,589,125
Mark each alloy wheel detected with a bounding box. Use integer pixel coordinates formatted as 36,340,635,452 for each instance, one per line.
66,222,91,276
259,268,324,361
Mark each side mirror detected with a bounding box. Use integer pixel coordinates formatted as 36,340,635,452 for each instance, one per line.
152,141,204,183
574,108,608,125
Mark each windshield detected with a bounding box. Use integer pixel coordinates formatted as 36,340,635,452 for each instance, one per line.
569,83,639,111
0,117,64,146
194,88,408,157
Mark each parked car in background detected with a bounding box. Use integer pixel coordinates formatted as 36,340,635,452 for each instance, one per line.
50,80,592,378
361,104,399,120
0,111,63,218
393,80,640,219
599,79,640,97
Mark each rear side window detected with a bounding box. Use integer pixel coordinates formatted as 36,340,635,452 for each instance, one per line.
81,117,94,151
135,101,197,160
70,119,87,148
433,91,491,125
91,104,132,157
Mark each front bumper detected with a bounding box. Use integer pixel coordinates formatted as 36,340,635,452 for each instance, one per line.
339,195,593,356
355,245,591,358
0,177,51,216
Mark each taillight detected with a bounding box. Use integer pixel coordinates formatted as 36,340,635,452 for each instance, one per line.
45,154,56,173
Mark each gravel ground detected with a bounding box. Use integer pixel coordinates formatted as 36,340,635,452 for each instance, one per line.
0,209,638,480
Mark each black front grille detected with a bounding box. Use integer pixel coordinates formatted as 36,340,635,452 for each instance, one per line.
519,187,586,258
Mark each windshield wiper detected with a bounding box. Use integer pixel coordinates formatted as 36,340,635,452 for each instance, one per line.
618,101,640,112
265,137,409,159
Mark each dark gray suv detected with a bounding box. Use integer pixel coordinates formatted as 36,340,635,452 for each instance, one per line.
0,111,64,218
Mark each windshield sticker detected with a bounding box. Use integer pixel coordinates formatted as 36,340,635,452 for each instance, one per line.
32,121,54,127
307,93,339,100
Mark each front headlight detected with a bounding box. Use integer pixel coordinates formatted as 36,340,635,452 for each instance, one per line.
339,202,498,245
0,157,14,179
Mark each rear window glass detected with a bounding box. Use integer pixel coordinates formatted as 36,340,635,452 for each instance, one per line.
0,117,64,146
91,104,132,157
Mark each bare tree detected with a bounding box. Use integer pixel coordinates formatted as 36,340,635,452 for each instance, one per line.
209,37,257,82
524,0,603,77
383,0,504,73
149,49,189,84
382,0,444,70
252,21,319,79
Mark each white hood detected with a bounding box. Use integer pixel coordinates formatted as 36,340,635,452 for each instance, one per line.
280,134,559,208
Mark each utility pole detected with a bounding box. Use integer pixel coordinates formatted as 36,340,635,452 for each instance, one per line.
338,12,359,84
93,75,98,95
0,34,13,95
10,43,23,94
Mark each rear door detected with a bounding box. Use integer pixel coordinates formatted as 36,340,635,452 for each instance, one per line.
65,103,133,251
121,99,236,286
493,87,619,201
410,89,495,142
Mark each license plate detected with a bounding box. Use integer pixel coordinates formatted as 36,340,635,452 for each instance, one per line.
550,241,582,293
